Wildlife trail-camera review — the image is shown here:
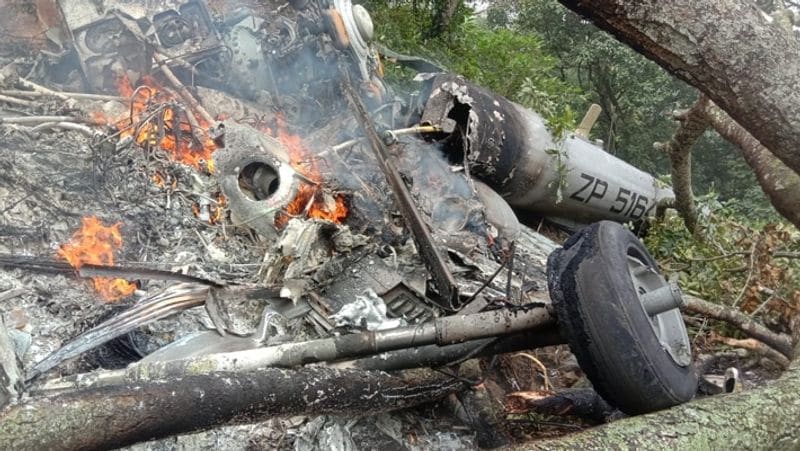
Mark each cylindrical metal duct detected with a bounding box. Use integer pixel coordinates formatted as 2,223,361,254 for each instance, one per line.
420,74,674,226
214,121,300,239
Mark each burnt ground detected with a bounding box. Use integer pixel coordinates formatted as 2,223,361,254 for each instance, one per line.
0,117,265,365
0,128,585,450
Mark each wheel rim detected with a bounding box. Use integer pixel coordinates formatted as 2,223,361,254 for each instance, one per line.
626,251,692,367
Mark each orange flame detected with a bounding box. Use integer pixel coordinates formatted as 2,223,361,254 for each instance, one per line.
57,216,136,302
281,184,348,225
273,115,348,227
115,73,134,97
96,74,216,172
191,192,227,224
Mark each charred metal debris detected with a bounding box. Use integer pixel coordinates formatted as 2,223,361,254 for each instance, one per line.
0,0,693,448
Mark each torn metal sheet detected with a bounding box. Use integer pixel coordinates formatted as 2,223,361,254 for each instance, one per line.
329,289,405,331
264,219,340,303
26,282,210,381
138,303,298,363
318,252,431,318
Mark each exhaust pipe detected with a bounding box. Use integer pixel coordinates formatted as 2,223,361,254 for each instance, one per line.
214,121,300,239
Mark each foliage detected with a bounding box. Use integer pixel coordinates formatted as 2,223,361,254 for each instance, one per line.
514,0,689,165
541,106,576,203
646,197,800,332
366,0,581,122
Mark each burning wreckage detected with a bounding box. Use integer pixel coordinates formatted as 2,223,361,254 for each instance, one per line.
0,0,695,448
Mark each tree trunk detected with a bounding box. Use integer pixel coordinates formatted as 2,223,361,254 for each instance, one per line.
511,348,800,449
0,367,463,450
556,0,800,176
430,0,461,36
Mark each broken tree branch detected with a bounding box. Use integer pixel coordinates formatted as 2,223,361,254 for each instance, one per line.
654,96,710,234
16,77,68,100
505,388,619,424
554,0,800,176
29,122,98,137
153,53,215,125
1,367,464,450
0,90,127,102
0,94,33,107
684,295,793,359
159,85,204,141
0,288,26,303
712,336,790,369
679,250,800,262
699,100,800,228
0,115,81,125
0,254,224,287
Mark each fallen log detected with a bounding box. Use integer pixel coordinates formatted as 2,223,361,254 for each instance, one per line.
0,367,463,450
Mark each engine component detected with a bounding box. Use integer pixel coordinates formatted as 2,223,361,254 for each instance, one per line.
59,0,223,92
219,0,384,119
214,121,300,240
333,0,375,81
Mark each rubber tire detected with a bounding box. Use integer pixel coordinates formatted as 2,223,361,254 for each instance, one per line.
547,221,697,415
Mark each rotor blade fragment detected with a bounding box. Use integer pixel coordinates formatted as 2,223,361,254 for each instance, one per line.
26,283,210,381
0,254,225,286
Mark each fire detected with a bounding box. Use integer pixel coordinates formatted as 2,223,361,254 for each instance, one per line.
273,115,348,226
58,216,136,302
115,73,135,98
98,75,347,226
281,184,348,225
152,172,166,188
191,192,227,224
97,74,217,172
212,193,227,223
